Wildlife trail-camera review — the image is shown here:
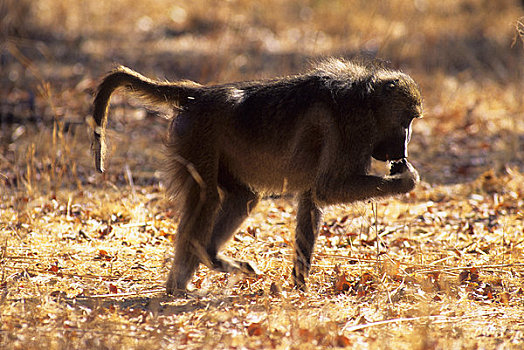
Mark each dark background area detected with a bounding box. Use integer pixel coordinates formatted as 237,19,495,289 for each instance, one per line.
1,0,523,191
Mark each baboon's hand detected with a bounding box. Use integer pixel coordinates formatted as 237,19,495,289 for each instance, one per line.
389,159,407,175
389,159,419,192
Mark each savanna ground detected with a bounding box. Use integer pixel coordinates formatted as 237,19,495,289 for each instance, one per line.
1,0,524,348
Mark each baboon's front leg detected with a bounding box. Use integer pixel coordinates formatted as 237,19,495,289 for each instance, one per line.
293,191,323,291
207,182,259,274
314,160,419,205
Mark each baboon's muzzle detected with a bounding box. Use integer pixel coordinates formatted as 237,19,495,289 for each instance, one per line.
372,136,408,162
372,124,412,162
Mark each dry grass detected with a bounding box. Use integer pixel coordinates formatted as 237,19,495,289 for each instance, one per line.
2,0,524,349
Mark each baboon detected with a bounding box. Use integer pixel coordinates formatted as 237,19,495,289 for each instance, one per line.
91,58,422,294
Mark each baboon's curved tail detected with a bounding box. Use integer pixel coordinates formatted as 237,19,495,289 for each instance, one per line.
91,66,201,172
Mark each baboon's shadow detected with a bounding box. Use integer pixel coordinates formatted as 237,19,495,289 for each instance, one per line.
65,292,252,316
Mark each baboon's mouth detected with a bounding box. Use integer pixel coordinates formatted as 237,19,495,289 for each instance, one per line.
372,153,406,162
372,141,408,162
386,154,406,162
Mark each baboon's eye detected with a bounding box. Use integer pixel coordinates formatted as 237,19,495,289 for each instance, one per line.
385,79,399,91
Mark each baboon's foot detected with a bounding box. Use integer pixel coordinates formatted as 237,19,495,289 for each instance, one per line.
292,264,308,292
165,277,187,296
211,256,259,276
165,287,188,298
166,266,193,296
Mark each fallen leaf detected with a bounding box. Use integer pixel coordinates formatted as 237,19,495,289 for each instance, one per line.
246,322,265,336
500,291,510,305
98,225,113,239
469,267,479,281
269,282,281,296
335,334,351,347
458,269,470,283
298,328,313,342
334,272,351,293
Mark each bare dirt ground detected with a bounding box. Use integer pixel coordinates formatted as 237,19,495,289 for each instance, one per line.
1,1,524,348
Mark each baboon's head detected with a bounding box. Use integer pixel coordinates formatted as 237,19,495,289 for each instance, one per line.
371,71,423,162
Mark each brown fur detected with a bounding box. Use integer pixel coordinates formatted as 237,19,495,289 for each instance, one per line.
91,59,423,294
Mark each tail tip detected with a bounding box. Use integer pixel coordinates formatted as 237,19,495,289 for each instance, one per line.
95,158,105,173
91,134,106,173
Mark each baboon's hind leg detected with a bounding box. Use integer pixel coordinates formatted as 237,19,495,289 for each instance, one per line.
292,191,322,291
207,175,260,275
166,182,221,295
